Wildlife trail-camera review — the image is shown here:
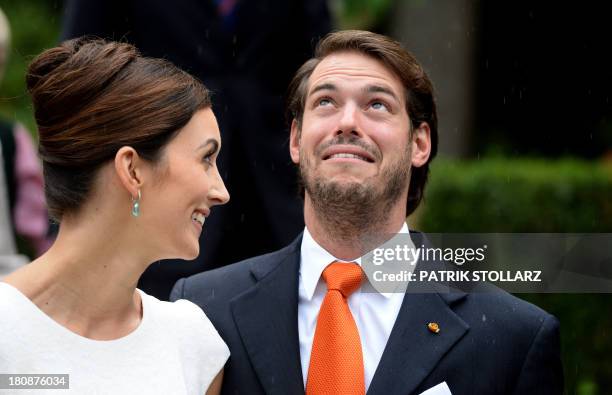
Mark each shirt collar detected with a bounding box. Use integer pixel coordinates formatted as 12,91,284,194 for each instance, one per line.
299,223,411,301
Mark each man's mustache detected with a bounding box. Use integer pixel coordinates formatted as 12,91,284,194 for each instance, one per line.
314,135,381,161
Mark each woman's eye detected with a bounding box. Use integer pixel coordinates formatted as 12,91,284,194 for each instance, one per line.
203,153,214,166
318,98,332,107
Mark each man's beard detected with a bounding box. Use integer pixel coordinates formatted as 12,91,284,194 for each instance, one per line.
300,141,411,246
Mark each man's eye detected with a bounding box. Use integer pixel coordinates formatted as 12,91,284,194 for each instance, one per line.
371,101,388,111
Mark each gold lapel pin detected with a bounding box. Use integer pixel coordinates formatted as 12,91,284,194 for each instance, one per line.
427,322,440,334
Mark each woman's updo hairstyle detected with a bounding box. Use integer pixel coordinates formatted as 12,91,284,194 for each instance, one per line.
26,38,211,221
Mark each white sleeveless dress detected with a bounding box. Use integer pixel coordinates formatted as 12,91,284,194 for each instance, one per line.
0,283,229,394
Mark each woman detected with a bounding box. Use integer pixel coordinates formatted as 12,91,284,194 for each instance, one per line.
0,38,230,394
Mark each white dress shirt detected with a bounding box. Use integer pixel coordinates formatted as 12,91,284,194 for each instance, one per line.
298,223,413,391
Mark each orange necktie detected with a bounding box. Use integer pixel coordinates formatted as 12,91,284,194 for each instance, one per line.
306,262,365,395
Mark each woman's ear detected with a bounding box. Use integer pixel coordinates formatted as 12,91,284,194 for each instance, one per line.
114,146,144,198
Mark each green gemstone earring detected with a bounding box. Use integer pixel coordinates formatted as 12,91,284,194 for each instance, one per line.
131,190,141,217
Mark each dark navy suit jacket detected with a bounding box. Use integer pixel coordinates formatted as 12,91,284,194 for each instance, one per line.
171,234,563,395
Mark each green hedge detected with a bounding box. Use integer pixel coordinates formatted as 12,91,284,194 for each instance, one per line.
419,158,612,232
418,158,612,394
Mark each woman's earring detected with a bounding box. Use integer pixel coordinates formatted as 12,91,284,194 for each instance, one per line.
131,190,141,217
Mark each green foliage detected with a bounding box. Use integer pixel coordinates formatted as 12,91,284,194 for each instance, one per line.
332,0,393,30
420,158,612,232
0,1,61,134
418,158,612,393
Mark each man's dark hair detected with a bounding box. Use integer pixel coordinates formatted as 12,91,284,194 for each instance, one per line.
286,30,438,216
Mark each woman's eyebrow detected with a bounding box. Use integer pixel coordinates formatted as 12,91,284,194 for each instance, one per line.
196,139,219,153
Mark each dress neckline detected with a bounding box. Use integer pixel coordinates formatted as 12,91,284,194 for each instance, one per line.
0,282,150,346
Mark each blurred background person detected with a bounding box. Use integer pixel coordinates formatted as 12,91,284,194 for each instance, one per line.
0,6,51,278
61,0,332,300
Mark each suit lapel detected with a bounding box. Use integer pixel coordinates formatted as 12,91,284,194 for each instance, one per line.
230,236,305,395
367,292,469,395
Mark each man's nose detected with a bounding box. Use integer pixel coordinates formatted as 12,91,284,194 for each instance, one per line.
335,102,362,137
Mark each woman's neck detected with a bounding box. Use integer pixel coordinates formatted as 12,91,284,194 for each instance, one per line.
4,216,149,340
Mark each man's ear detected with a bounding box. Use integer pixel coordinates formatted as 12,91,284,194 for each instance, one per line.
289,119,301,164
114,146,144,198
411,122,431,168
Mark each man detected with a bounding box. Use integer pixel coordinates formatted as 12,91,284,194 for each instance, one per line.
172,30,563,394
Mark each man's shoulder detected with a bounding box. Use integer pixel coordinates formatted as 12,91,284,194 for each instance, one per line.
458,289,559,344
449,291,562,391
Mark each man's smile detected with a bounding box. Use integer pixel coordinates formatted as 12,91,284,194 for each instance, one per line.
321,144,376,163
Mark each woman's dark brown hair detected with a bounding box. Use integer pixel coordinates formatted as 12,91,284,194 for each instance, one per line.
286,30,438,217
26,38,211,221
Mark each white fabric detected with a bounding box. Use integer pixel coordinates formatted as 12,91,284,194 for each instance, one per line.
0,283,229,394
419,381,453,395
298,223,413,391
